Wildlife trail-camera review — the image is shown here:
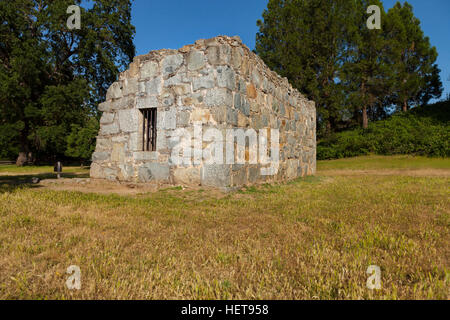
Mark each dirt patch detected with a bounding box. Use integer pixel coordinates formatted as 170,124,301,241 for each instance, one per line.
40,178,161,195
38,178,231,197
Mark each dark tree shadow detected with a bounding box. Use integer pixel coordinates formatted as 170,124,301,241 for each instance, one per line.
0,172,89,193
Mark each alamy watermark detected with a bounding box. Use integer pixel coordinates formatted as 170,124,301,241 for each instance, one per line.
66,265,81,290
366,265,382,290
367,5,381,30
169,123,280,176
67,5,81,30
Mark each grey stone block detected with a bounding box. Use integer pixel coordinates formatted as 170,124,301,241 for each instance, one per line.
177,110,191,126
111,96,134,110
161,91,175,107
133,151,159,161
162,54,184,77
187,49,206,71
206,45,230,65
100,112,114,124
104,167,118,181
157,107,176,130
92,151,110,162
139,163,170,182
210,106,227,123
217,66,235,90
235,93,250,116
129,132,139,151
138,166,152,182
118,109,139,133
279,103,285,116
90,162,103,179
201,164,231,187
106,82,122,100
231,47,242,69
100,122,120,135
226,108,238,126
140,61,159,79
238,79,246,94
123,78,138,96
205,88,233,107
252,70,261,88
173,167,201,185
232,167,247,186
248,166,260,183
193,73,215,91
119,164,134,181
137,96,158,109
164,74,184,87
146,77,162,95
98,101,111,112
96,138,112,151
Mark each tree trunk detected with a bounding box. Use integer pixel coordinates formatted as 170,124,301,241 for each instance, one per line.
362,105,368,129
361,82,368,129
16,152,28,166
402,99,408,112
326,120,332,136
16,125,30,166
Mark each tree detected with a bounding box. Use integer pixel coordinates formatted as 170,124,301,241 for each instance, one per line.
255,0,355,136
66,116,99,165
385,2,442,111
0,0,135,165
341,0,392,129
255,0,443,134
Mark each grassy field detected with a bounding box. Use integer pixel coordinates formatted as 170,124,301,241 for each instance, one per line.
0,156,448,299
0,165,90,174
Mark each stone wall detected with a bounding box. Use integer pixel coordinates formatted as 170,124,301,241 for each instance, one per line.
90,36,316,188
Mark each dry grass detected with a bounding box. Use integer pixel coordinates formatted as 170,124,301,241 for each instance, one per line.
0,156,448,299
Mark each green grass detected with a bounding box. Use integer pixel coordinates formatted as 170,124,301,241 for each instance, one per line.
317,155,450,171
0,156,448,299
0,165,89,174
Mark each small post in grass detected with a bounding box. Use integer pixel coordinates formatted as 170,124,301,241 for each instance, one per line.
54,161,63,179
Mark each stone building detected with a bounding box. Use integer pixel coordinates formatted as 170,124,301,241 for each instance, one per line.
90,36,316,188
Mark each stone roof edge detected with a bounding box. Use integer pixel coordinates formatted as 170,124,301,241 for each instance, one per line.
122,35,316,112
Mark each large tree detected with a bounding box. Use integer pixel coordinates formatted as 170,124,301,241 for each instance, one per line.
255,0,354,136
0,0,135,164
341,0,393,129
385,2,442,112
255,0,443,134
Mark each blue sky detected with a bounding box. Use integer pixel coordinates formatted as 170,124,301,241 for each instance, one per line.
131,0,450,98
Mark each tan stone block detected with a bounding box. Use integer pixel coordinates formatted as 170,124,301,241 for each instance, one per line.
173,84,191,96
237,113,248,127
247,83,257,99
128,62,139,78
191,108,211,122
111,143,125,163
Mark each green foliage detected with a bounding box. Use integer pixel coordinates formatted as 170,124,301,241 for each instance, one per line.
65,117,99,160
385,2,443,110
256,0,355,135
255,0,443,136
0,0,135,163
317,101,450,159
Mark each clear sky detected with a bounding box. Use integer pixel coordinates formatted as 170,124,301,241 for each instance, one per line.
131,0,450,99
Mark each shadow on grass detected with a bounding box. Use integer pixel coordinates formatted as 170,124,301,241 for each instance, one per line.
0,172,89,193
237,175,323,194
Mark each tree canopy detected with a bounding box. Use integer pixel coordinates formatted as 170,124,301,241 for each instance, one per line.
255,0,443,136
0,0,135,164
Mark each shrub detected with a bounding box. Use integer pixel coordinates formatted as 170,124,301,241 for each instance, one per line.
317,101,450,159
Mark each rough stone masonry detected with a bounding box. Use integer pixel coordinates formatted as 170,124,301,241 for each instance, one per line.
90,36,316,188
